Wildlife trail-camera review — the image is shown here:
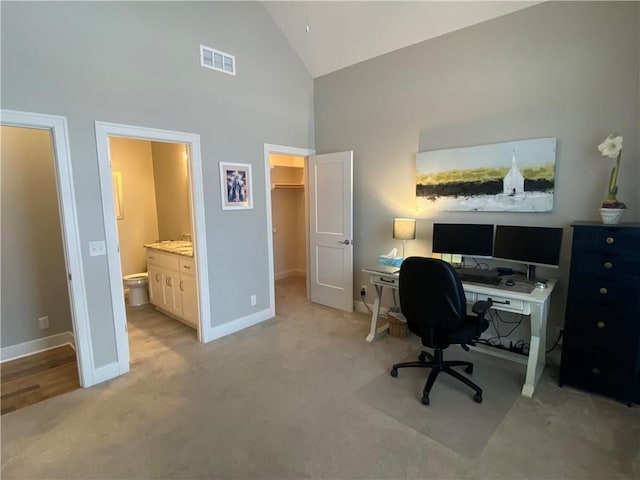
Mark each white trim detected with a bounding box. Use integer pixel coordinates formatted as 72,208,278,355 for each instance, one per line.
1,332,75,363
208,308,275,341
91,362,122,385
264,144,315,315
0,110,94,387
274,269,306,281
94,122,214,378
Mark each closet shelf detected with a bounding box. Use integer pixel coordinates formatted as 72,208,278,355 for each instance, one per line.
271,182,304,190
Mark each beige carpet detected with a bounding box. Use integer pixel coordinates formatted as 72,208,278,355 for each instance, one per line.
1,276,639,479
356,350,524,458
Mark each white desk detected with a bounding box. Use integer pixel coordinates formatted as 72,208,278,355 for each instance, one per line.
362,266,557,398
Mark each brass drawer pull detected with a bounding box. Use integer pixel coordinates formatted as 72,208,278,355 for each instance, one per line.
596,321,605,329
592,368,601,375
605,237,614,244
603,261,613,269
599,287,608,295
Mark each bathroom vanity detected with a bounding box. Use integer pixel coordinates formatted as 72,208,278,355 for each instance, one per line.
145,241,198,328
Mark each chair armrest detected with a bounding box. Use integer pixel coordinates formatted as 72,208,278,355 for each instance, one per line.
472,300,493,316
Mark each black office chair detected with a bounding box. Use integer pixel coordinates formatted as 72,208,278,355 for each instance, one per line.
390,257,491,405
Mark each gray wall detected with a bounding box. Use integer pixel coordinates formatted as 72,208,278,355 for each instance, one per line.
314,1,639,341
1,126,73,347
1,2,313,367
151,142,191,241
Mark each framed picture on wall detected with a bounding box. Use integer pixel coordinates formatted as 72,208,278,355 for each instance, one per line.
219,162,253,210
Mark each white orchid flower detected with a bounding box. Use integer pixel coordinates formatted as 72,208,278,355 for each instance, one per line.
597,135,623,159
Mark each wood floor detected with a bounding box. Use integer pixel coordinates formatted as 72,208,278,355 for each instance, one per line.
1,344,80,415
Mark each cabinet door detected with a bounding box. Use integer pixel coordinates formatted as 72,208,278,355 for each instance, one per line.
148,264,164,306
180,274,198,327
162,270,183,317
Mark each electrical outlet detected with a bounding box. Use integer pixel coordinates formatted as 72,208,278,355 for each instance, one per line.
250,295,257,306
360,285,367,296
38,316,50,329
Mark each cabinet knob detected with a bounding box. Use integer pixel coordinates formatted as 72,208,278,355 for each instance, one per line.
603,261,613,269
605,237,614,244
180,280,184,291
156,274,161,282
596,321,606,329
599,287,608,295
591,367,601,375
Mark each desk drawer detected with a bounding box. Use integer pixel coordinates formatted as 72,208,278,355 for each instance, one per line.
370,275,398,288
475,293,527,314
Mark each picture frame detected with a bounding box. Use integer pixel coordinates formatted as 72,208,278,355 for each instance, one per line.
219,162,253,210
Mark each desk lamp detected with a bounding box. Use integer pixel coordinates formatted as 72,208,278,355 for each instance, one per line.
393,218,416,258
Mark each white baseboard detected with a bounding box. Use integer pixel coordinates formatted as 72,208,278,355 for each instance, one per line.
208,307,275,342
1,331,75,363
274,269,306,281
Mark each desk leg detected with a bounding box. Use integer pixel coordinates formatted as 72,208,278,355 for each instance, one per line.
366,284,388,342
522,300,549,398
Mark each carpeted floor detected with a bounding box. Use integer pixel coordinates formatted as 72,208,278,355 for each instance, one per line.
1,276,639,479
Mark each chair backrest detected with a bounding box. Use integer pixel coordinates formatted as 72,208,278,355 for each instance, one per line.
399,257,467,337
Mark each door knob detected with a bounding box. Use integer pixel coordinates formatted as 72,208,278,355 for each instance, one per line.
339,239,352,245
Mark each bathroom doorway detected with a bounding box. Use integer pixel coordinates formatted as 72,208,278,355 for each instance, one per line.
107,137,198,367
95,122,211,377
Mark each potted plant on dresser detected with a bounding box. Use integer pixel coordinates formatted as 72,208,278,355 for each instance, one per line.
597,134,626,224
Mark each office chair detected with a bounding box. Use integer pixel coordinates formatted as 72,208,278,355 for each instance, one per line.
390,257,491,405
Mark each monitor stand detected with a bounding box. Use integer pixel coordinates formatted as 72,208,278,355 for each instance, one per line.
525,264,536,281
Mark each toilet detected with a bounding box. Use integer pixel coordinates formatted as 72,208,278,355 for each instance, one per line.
122,272,149,307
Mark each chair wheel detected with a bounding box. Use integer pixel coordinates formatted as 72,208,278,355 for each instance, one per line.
421,394,430,405
474,393,483,403
465,365,474,374
418,353,426,362
390,368,398,378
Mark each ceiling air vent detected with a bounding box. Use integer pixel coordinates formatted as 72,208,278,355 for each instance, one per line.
200,45,236,76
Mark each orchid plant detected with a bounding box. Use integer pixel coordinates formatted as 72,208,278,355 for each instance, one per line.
597,134,626,208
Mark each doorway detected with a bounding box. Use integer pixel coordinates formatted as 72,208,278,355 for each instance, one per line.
0,110,92,390
107,137,198,367
269,152,309,311
95,122,212,377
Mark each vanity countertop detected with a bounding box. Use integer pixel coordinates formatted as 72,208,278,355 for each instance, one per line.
144,241,193,257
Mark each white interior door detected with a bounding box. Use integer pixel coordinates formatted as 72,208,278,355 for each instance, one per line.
309,151,353,312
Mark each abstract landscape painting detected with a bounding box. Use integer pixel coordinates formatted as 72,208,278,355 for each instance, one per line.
416,137,557,212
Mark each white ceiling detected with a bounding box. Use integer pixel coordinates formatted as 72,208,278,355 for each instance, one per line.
263,1,541,78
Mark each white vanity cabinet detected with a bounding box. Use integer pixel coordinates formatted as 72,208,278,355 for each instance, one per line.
145,248,197,328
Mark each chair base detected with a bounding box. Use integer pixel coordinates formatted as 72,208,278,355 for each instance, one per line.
390,348,483,405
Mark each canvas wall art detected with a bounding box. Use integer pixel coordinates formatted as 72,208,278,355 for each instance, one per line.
416,137,557,212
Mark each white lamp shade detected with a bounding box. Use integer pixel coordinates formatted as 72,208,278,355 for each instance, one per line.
393,218,416,240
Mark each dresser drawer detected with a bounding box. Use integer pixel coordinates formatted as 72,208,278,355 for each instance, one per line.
572,225,640,256
560,346,638,402
570,252,640,277
566,276,640,304
564,302,640,346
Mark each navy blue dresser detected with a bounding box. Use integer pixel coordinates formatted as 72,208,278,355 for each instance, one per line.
559,222,640,406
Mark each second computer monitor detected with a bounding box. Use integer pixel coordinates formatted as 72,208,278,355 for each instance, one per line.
432,223,494,258
493,225,563,268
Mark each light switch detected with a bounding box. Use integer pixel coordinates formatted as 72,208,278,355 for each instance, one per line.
89,241,106,256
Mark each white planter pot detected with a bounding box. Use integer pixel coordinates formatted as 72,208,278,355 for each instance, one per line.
599,208,626,225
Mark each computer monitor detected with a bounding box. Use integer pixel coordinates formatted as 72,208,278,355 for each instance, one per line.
493,225,563,279
432,223,494,259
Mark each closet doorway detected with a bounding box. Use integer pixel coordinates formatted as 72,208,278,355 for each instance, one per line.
269,153,308,311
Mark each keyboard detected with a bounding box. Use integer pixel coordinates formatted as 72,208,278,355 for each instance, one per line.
457,271,502,286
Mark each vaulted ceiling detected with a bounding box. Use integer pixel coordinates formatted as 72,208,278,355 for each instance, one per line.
263,1,541,78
